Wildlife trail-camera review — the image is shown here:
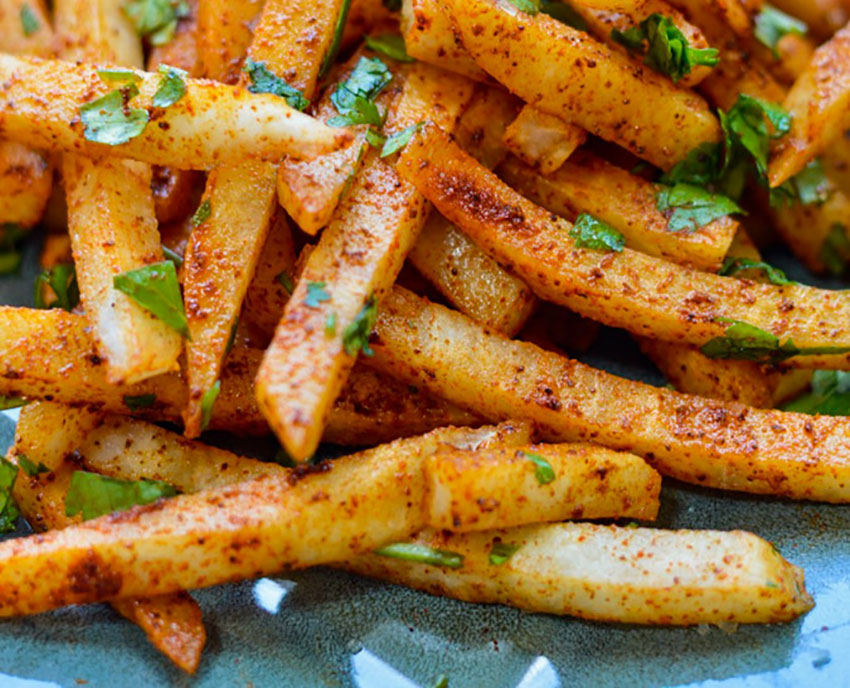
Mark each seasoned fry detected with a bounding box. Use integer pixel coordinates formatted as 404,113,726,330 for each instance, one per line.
0,55,349,169
0,0,53,56
769,23,850,187
501,106,587,175
443,0,721,169
368,286,850,502
499,152,737,271
197,0,264,82
0,141,51,227
425,443,661,532
53,0,142,65
344,524,813,625
0,306,474,442
9,403,207,674
399,125,850,367
0,423,530,617
257,64,473,461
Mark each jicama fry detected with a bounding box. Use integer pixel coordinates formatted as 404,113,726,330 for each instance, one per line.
197,0,264,82
501,106,587,175
0,306,476,442
9,403,206,674
343,524,813,625
0,55,349,169
443,0,722,170
257,64,474,461
368,286,850,502
425,443,661,532
499,152,737,271
0,141,51,228
399,125,850,368
148,0,200,76
769,23,850,187
53,0,142,65
0,0,53,56
0,423,529,617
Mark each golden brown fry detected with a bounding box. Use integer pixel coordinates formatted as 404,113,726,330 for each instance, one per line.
0,55,349,169
425,443,661,532
197,0,264,82
0,423,530,617
257,64,474,461
770,23,850,187
0,307,475,442
368,286,850,502
398,125,850,367
9,403,207,674
0,141,51,227
500,152,737,271
444,0,721,169
501,106,587,175
53,0,142,65
344,524,812,625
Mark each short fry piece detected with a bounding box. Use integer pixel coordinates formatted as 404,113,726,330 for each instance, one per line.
197,0,264,82
0,55,349,169
502,106,587,175
770,23,850,187
0,141,51,227
425,443,661,532
344,524,813,625
368,286,850,503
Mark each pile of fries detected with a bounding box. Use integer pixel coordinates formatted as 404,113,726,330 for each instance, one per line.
2,0,850,675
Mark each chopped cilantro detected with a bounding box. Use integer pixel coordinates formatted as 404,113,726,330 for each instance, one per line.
305,282,331,308
381,123,422,157
65,471,177,520
0,458,19,532
0,396,27,411
80,83,149,146
522,450,556,485
489,541,520,565
152,64,187,108
243,60,309,112
276,270,294,295
342,296,377,356
34,264,79,311
365,34,415,63
162,245,184,268
755,4,807,57
200,380,220,432
123,0,190,46
113,261,190,338
506,0,540,13
782,370,850,416
20,4,40,36
718,257,793,286
656,183,743,232
123,393,157,411
374,542,464,569
17,454,49,478
319,0,354,78
569,214,625,252
325,312,338,337
190,199,211,227
328,56,391,128
788,159,831,206
0,224,27,275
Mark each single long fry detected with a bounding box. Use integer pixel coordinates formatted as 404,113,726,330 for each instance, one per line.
398,125,850,367
443,0,721,169
368,286,850,502
257,64,474,461
425,443,661,532
0,55,349,169
0,423,529,617
770,23,850,187
0,306,477,441
9,403,206,674
344,524,812,625
182,0,351,437
197,0,264,82
501,106,587,175
499,152,737,271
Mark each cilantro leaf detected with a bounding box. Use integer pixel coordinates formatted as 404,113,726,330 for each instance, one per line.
821,223,850,276
65,471,177,521
123,0,190,46
152,64,187,108
113,261,190,338
123,393,157,411
522,450,556,485
569,213,625,252
506,0,540,13
374,542,464,569
276,270,294,295
305,282,331,308
328,56,391,127
34,264,79,311
788,159,831,206
80,84,149,146
701,318,850,364
782,371,850,416
243,59,310,112
0,458,19,532
20,4,40,36
325,312,338,337
656,183,743,232
0,396,27,411
319,0,354,78
0,223,27,275
200,380,220,432
17,454,49,478
726,94,790,176
162,245,184,268
612,14,719,82
190,199,211,227
489,541,520,565
381,123,422,157
342,296,377,356
660,141,725,188
755,4,807,57
97,68,142,86
365,128,387,149
430,676,449,688
365,34,415,62
718,257,794,286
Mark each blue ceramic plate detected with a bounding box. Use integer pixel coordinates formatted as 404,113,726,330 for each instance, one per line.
0,234,848,688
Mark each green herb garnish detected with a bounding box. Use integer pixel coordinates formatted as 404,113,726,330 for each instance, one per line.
506,0,540,13
81,83,149,146
319,0,354,78
522,450,556,485
305,281,331,308
123,393,157,411
190,199,211,227
328,56,391,128
489,541,520,565
276,270,294,295
718,257,793,286
381,123,422,157
20,4,40,36
199,380,220,432
0,458,20,532
0,396,27,411
342,296,377,356
113,261,190,338
325,312,338,337
162,245,184,268
17,454,49,478
0,224,26,275
123,0,190,46
243,59,310,112
656,183,743,232
152,64,187,108
34,264,79,311
365,34,415,62
569,214,625,252
755,4,807,57
821,224,850,276
374,542,464,569
65,471,177,521
782,370,850,416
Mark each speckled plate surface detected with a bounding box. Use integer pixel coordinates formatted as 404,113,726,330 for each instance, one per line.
0,236,848,688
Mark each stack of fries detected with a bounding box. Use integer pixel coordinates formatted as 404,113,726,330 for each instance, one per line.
2,0,850,674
